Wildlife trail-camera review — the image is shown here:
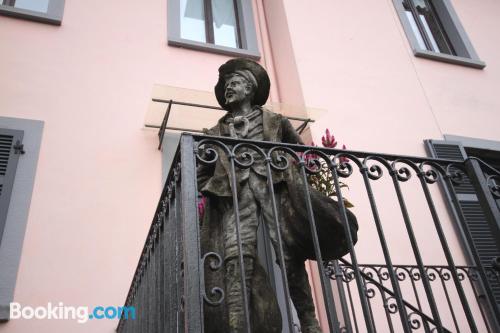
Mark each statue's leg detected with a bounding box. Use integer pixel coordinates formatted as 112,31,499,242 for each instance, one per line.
251,177,322,333
225,257,255,332
285,259,322,333
222,181,259,332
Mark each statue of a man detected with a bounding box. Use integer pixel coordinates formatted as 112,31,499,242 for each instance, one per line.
198,58,357,333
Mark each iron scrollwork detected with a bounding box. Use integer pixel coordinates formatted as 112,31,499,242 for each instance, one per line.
200,252,225,306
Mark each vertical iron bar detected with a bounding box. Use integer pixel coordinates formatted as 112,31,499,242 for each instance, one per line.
299,163,341,332
330,163,375,332
417,171,477,332
360,167,412,332
144,260,149,333
151,243,156,333
142,270,146,332
159,206,166,333
390,171,443,331
168,188,177,332
158,100,173,150
467,270,493,333
144,257,149,333
165,196,172,332
333,260,353,333
382,294,395,333
148,245,152,333
180,135,204,333
264,158,295,333
438,274,460,333
153,237,160,332
175,173,185,331
149,250,154,333
405,268,431,333
228,152,252,333
345,277,360,333
137,277,141,332
364,284,377,333
156,224,161,333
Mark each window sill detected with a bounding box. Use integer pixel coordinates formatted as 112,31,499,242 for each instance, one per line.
168,37,260,60
0,4,62,25
414,49,486,69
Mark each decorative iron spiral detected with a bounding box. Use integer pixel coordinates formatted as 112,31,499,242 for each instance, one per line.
407,311,423,330
232,142,266,169
487,175,500,198
268,146,298,171
363,156,391,181
445,164,466,185
385,296,399,314
201,252,225,306
419,161,445,184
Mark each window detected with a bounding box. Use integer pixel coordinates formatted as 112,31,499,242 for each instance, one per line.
393,0,485,68
0,0,65,25
168,0,260,59
0,117,43,321
426,137,500,325
0,128,23,244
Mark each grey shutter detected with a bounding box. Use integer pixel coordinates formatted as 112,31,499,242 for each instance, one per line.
0,128,23,243
425,140,500,308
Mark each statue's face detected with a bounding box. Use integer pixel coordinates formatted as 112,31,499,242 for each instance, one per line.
224,75,252,107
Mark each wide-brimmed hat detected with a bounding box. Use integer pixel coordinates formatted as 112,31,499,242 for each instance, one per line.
214,58,270,111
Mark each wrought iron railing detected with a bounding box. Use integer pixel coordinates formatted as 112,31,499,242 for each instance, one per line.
117,134,500,333
325,261,500,333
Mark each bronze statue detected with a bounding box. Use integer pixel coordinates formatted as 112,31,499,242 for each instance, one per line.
197,58,358,333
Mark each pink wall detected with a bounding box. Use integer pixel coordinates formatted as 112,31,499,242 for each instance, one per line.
275,0,500,155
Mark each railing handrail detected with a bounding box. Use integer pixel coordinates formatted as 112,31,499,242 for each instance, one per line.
190,133,466,165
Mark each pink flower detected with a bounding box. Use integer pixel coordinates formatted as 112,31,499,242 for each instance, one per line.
198,195,207,220
321,128,337,148
339,144,349,163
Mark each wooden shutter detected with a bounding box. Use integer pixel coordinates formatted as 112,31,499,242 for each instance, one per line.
0,128,24,243
425,140,500,308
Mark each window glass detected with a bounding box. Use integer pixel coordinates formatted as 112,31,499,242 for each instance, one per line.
180,0,206,43
404,10,426,50
402,0,454,55
419,14,441,52
14,0,49,13
211,0,239,48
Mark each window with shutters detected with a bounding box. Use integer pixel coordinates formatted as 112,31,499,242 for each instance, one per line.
0,128,23,245
426,139,500,319
0,118,42,321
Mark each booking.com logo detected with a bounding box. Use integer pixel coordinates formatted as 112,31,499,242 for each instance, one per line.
10,302,136,324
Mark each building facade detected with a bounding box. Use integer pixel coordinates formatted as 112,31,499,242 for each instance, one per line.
0,0,499,332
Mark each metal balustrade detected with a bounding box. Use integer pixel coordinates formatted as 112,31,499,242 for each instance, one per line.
117,134,500,333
